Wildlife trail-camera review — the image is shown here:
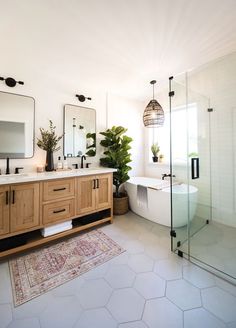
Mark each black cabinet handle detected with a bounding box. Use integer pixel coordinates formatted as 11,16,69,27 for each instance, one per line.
93,179,96,189
53,208,66,214
6,191,9,205
96,179,99,189
53,187,66,192
191,158,200,179
12,190,15,204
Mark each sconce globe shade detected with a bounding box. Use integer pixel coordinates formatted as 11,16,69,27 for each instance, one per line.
143,99,165,127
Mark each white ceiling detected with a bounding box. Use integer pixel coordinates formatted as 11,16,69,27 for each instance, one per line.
1,0,236,99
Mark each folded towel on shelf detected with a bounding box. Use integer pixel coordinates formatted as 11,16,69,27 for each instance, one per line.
137,184,148,208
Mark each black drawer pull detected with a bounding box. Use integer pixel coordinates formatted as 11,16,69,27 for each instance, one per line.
96,179,99,188
93,179,96,189
12,190,15,204
53,208,66,214
6,191,9,205
53,187,66,192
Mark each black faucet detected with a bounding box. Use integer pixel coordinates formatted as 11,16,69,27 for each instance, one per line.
162,173,176,180
6,157,10,175
80,155,86,168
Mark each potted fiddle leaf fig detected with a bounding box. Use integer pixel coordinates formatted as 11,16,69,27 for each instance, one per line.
37,120,64,171
151,143,160,162
100,126,133,215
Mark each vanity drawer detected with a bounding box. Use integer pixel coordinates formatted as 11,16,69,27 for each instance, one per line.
43,199,75,224
43,178,75,202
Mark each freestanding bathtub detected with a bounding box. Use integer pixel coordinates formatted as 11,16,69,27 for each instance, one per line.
125,177,198,228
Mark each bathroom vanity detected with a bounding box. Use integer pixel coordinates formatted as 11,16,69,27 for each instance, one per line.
0,168,115,259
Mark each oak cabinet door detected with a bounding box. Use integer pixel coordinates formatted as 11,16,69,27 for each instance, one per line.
0,186,10,236
77,176,96,215
96,174,112,210
10,183,40,233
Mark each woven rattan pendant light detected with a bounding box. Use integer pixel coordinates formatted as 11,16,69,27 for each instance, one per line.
143,80,164,127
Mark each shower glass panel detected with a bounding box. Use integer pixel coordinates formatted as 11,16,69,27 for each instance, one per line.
186,53,236,281
170,78,189,252
170,75,211,258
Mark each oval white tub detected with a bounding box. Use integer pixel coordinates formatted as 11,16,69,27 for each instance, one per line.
125,177,198,228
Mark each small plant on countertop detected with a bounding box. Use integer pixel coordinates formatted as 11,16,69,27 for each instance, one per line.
37,120,64,171
37,120,63,152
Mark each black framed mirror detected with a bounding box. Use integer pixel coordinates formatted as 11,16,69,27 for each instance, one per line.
63,104,96,157
0,91,35,159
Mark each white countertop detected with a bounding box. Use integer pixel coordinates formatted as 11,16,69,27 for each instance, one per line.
0,167,116,185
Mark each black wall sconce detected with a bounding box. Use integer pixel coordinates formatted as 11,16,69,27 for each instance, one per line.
0,76,24,87
75,94,92,102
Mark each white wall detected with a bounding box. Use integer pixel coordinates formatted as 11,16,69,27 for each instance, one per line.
0,75,145,177
107,94,145,177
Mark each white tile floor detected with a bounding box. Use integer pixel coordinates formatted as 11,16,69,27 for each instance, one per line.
0,211,236,328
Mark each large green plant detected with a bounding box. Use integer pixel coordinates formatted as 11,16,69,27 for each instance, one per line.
100,126,133,197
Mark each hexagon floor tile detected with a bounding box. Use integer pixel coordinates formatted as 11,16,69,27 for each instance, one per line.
154,259,182,280
128,253,154,273
0,303,12,328
12,292,54,320
77,278,112,309
7,318,41,328
74,308,117,328
202,287,236,323
184,308,226,328
166,279,201,310
183,264,215,288
107,288,145,323
143,298,183,328
39,295,82,328
134,272,166,299
105,264,136,288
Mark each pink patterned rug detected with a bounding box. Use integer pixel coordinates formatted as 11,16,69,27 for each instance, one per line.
9,229,124,306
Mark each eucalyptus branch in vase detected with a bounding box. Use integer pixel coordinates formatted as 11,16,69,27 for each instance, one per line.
37,120,64,171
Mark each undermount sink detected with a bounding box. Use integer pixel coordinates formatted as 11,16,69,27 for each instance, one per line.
0,173,29,180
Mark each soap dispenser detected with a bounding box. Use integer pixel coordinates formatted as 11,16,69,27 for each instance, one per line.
57,156,63,170
63,156,68,169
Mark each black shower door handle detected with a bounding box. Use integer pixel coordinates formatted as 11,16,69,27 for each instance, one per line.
191,158,199,179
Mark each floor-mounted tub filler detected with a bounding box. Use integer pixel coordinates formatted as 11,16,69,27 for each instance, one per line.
126,176,198,228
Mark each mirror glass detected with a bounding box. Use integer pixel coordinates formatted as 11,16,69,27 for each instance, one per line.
0,91,35,158
64,104,96,157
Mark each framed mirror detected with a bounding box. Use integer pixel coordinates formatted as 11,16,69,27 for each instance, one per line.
64,104,96,157
0,91,35,158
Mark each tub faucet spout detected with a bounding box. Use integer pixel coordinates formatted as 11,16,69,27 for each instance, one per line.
162,173,176,180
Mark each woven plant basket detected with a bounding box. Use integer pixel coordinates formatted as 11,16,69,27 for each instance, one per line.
113,194,129,215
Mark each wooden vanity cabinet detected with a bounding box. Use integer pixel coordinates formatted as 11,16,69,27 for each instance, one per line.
0,172,113,258
77,174,112,215
10,183,40,233
0,183,40,236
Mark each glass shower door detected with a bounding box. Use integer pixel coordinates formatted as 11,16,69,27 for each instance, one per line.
170,75,211,257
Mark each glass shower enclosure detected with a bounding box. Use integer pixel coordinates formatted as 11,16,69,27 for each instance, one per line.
169,53,236,283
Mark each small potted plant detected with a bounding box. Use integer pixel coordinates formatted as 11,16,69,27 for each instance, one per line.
151,143,160,162
100,126,133,215
37,120,64,171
